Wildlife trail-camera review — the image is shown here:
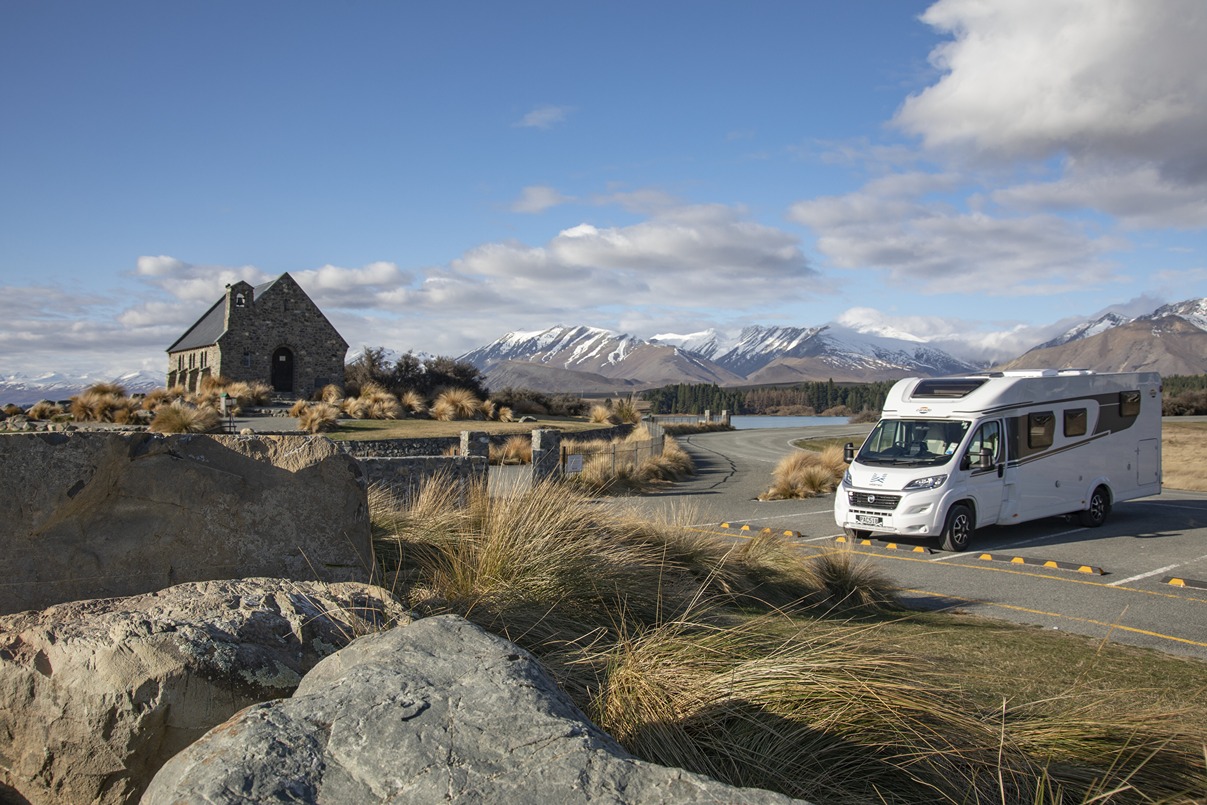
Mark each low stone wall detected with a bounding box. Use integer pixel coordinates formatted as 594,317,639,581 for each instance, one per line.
0,432,373,615
359,455,488,505
338,424,633,459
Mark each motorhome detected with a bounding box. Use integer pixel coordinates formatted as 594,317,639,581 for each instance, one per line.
834,370,1162,551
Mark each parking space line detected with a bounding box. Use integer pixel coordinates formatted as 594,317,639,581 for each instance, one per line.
901,587,1207,650
1108,552,1207,586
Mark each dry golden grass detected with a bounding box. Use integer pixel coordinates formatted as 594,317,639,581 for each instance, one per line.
431,387,482,421
148,400,221,434
759,445,848,500
489,434,532,465
589,404,618,425
368,478,1206,803
1161,421,1207,492
298,401,341,433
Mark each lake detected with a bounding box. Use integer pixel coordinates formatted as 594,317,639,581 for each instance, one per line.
730,415,852,429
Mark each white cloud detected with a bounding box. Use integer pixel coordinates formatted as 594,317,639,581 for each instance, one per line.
515,104,572,129
510,185,573,213
790,189,1121,295
896,0,1207,182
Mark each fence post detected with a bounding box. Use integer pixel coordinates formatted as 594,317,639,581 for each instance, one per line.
531,429,562,484
460,431,489,459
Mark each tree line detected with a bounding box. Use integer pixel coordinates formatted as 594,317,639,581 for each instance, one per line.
641,380,893,415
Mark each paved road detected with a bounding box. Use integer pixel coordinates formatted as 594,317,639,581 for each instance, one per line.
622,426,1207,661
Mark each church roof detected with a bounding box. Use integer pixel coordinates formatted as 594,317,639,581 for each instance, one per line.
167,278,279,353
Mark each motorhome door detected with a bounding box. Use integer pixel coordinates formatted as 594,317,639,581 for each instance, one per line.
962,420,1007,526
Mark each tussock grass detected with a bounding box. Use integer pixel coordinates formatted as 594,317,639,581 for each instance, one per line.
432,387,483,421
490,434,532,465
149,400,221,434
298,401,341,433
759,445,848,500
399,390,427,417
589,404,618,425
369,477,1207,803
26,400,64,420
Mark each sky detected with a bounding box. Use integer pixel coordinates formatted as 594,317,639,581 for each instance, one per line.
3,0,1206,379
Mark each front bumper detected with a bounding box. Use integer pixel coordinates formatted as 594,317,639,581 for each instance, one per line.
833,487,946,536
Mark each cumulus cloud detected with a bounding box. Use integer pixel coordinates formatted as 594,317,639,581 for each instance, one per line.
515,104,572,129
510,185,573,213
789,187,1122,295
449,204,814,311
896,0,1207,186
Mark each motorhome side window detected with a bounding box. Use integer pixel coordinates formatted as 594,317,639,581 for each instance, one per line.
1119,390,1141,417
965,421,1001,469
1028,412,1055,449
1064,408,1087,437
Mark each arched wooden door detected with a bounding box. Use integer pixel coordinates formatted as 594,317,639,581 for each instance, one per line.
271,346,295,392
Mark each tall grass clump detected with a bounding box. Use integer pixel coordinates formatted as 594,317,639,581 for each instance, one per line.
489,434,532,465
26,400,64,420
298,401,341,433
589,404,618,425
431,387,483,421
759,445,847,500
149,400,222,434
369,474,1207,803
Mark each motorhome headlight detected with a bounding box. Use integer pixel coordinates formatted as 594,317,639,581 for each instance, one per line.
842,469,853,487
904,474,947,490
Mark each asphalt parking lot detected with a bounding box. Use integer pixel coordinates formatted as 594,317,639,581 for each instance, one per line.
623,426,1207,661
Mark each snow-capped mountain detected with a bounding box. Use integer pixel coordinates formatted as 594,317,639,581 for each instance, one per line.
1027,297,1207,353
459,323,977,391
648,329,731,361
0,370,163,406
459,325,742,390
1032,312,1132,351
716,325,979,384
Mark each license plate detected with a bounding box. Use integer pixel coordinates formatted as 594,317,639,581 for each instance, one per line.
856,514,883,526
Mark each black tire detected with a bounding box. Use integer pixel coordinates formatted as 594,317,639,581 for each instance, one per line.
1078,486,1111,528
843,527,871,539
939,503,974,552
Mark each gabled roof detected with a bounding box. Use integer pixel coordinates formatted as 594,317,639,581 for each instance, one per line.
167,278,279,353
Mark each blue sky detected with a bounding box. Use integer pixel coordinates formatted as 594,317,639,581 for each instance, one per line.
3,0,1205,378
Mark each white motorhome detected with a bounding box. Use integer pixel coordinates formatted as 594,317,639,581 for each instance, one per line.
834,370,1162,551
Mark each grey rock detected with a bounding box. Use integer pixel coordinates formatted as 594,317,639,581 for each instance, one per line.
0,578,408,805
0,432,375,614
143,615,808,804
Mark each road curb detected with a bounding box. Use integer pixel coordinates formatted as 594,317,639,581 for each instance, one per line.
720,523,802,538
834,536,934,554
976,553,1105,575
1163,576,1207,590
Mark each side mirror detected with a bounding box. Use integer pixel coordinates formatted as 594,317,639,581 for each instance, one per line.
979,448,993,468
843,442,855,463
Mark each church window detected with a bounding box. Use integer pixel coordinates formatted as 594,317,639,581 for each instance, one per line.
243,351,252,367
235,293,246,308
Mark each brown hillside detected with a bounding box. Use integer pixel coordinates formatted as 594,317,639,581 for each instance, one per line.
997,316,1207,374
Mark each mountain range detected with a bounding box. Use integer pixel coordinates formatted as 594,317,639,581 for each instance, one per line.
463,297,1207,393
4,298,1206,403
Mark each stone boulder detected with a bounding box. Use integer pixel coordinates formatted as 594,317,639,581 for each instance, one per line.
0,578,408,805
143,615,807,804
0,432,374,614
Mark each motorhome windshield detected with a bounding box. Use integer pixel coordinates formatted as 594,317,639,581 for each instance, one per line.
857,419,971,467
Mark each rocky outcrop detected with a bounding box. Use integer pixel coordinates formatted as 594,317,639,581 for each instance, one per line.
0,578,407,805
144,615,807,804
0,432,374,614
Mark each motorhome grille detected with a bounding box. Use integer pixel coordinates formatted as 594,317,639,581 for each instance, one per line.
848,492,900,510
910,378,988,398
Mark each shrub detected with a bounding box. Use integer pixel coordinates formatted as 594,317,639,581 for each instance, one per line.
26,400,63,420
432,387,481,421
759,446,846,500
321,384,345,404
70,389,127,422
298,402,341,433
589,404,618,425
289,398,309,417
399,390,427,417
489,434,533,465
849,407,881,424
149,401,221,434
613,398,641,425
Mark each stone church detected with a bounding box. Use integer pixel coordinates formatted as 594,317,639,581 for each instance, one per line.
166,273,348,397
